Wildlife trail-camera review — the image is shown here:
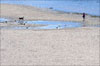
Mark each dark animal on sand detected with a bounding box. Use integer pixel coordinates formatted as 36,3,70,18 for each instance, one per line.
18,17,25,25
19,17,24,20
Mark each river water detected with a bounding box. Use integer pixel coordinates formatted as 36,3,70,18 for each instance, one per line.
1,0,100,16
0,0,99,29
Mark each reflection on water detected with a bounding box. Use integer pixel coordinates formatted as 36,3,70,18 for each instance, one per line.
0,20,83,29
0,19,99,29
26,21,82,29
0,18,9,22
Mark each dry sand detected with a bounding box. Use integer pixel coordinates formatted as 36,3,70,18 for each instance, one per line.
0,28,100,66
0,3,100,66
0,4,100,26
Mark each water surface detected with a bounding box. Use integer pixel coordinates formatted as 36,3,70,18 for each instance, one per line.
1,0,100,16
0,20,83,29
26,21,82,29
0,18,9,22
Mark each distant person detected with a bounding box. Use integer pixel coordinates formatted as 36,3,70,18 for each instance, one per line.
82,13,86,21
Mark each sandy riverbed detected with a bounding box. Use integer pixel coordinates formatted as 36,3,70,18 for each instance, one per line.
0,3,100,66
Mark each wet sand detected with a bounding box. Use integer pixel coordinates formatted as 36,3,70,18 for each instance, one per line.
0,3,100,66
0,22,45,27
0,3,100,26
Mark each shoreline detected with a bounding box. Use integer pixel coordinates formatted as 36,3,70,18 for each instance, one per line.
54,9,100,18
1,2,100,17
0,4,100,23
0,3,100,65
0,3,100,28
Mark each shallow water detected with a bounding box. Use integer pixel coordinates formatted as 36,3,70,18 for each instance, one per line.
0,20,83,29
1,0,100,16
0,18,9,22
0,17,100,29
26,21,82,29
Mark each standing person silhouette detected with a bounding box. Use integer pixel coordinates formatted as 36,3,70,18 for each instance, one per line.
82,13,86,21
